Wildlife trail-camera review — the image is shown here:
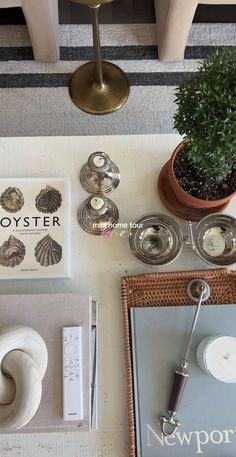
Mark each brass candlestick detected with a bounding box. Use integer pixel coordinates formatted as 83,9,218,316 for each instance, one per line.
69,0,130,115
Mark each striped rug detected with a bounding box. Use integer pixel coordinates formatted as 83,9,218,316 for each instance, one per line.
0,23,235,136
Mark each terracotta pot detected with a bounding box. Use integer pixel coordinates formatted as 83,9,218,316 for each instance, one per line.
169,140,236,208
158,140,236,221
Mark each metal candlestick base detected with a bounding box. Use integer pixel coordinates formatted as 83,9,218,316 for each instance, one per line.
77,194,119,236
69,2,130,115
69,61,129,115
80,151,120,194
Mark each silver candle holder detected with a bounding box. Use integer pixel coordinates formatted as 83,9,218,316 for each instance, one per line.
77,193,119,236
80,151,120,195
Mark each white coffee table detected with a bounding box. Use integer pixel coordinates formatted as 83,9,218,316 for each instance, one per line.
0,134,235,457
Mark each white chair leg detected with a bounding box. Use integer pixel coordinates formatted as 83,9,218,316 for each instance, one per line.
21,0,59,62
154,0,198,61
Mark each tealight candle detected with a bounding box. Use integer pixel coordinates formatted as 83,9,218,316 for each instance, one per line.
196,336,236,383
90,196,104,211
93,155,105,168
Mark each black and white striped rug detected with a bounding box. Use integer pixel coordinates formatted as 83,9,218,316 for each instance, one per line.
0,23,235,136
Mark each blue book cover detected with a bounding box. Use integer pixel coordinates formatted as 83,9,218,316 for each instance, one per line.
130,304,236,457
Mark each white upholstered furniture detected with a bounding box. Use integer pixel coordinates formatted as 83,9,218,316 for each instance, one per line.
0,0,59,62
155,0,236,61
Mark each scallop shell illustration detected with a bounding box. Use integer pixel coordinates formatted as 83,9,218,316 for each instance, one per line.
0,187,24,213
0,236,26,268
35,234,62,267
35,186,62,213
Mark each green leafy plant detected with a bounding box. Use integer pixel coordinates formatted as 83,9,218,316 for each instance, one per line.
174,49,236,182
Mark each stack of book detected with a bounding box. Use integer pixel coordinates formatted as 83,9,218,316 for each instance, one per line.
0,293,98,433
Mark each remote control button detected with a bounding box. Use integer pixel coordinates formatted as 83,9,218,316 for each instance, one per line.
65,342,78,357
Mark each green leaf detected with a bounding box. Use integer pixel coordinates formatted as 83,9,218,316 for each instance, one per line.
173,49,236,181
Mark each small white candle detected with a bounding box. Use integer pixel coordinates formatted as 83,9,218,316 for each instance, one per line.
93,155,105,168
90,196,104,211
197,336,236,383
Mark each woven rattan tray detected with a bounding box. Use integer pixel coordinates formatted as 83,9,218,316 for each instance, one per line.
121,268,236,457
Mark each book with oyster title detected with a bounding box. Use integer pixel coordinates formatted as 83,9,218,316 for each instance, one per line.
0,178,70,279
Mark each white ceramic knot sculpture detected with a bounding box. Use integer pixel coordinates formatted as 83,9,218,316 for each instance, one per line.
0,326,48,431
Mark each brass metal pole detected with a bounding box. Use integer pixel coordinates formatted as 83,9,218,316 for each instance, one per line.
89,4,103,86
69,0,129,114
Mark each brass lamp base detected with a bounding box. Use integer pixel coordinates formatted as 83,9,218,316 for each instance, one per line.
69,61,130,115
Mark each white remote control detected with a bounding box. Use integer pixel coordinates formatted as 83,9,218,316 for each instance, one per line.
62,326,83,421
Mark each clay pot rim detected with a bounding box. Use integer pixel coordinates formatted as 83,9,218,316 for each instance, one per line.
170,139,236,205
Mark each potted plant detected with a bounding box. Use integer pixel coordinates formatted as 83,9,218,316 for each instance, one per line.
158,49,236,220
